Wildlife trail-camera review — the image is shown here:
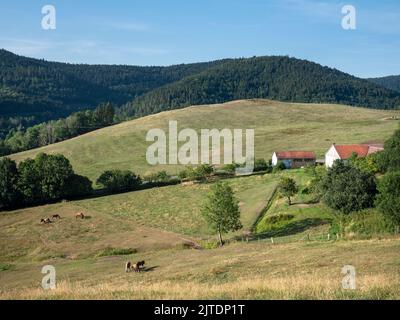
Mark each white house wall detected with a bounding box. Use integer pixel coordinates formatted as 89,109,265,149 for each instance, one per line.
325,145,340,168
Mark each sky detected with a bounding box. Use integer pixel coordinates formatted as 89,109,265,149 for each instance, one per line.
0,0,399,78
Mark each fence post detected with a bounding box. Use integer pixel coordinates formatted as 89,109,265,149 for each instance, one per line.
336,233,339,240
271,237,274,244
327,233,330,241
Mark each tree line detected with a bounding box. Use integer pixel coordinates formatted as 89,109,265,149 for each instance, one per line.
0,103,115,156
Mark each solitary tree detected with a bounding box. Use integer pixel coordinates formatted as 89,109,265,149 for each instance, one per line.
278,177,298,205
376,171,400,225
202,182,242,246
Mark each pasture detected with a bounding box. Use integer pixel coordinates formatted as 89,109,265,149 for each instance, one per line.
9,99,400,182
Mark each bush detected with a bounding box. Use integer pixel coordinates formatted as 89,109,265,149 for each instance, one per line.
377,127,400,172
96,170,141,192
273,161,286,173
255,214,295,234
222,163,239,174
330,210,395,237
321,161,377,214
201,240,221,250
144,170,171,183
65,174,93,198
376,171,400,225
180,164,214,181
96,247,137,257
254,158,271,172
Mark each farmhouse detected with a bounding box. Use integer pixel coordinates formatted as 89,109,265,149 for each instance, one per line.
272,151,316,169
325,143,384,168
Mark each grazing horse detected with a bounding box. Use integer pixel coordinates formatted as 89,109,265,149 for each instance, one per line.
125,261,132,273
75,212,85,220
133,260,145,272
125,260,145,273
40,218,51,224
52,214,61,219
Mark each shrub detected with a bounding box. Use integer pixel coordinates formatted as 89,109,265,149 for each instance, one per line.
255,214,295,234
376,171,400,225
377,127,400,172
321,161,377,214
65,174,93,198
96,247,137,257
96,170,141,192
222,163,239,174
180,164,214,181
254,158,271,172
273,161,286,173
144,170,171,183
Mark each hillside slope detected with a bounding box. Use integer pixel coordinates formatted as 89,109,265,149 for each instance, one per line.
368,75,400,93
0,49,225,120
120,56,400,118
9,99,400,182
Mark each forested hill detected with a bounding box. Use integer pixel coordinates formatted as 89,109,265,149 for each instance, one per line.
0,49,226,119
119,56,400,118
368,75,400,93
1,49,400,134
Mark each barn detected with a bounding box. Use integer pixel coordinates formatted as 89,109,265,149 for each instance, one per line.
325,143,384,168
272,151,316,169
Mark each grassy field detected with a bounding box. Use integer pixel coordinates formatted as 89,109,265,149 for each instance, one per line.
1,169,400,299
9,99,400,182
0,174,277,265
1,239,400,299
2,99,400,299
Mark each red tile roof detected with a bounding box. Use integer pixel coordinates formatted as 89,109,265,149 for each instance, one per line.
333,144,384,159
275,151,316,159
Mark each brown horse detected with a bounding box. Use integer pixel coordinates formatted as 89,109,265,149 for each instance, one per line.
52,214,61,219
125,261,132,273
133,260,145,272
40,218,51,224
125,260,145,273
75,212,85,220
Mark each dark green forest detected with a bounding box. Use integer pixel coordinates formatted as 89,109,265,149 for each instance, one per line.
368,75,400,93
0,49,226,134
119,56,400,118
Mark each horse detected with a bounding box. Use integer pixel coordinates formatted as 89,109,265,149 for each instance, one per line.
125,260,145,273
40,218,51,224
133,260,145,272
75,212,85,220
52,214,61,219
125,261,132,273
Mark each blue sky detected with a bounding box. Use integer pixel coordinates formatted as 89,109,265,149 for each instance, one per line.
0,0,399,78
